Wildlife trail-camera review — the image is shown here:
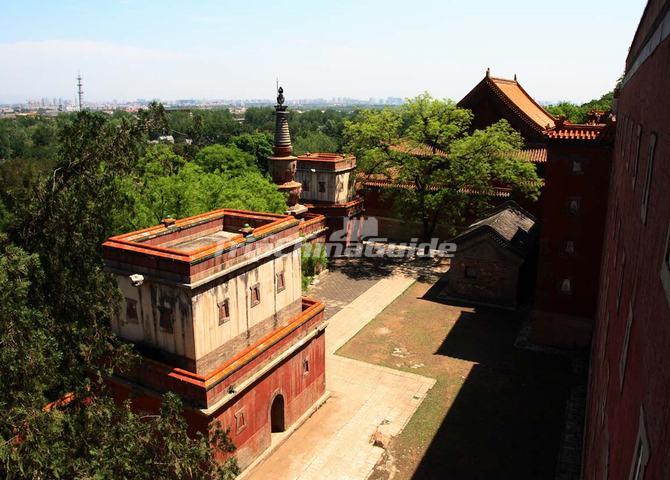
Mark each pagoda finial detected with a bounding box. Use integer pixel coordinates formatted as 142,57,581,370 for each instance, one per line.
514,73,517,81
486,67,490,77
276,86,286,111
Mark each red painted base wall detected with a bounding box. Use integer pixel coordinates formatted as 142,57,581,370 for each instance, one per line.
211,332,326,469
108,331,326,471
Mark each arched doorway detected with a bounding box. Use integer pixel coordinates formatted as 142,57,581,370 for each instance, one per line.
270,394,285,433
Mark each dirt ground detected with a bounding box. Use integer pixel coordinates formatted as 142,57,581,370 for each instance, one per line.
337,281,578,480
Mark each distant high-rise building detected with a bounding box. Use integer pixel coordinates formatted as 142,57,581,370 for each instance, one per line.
77,73,84,111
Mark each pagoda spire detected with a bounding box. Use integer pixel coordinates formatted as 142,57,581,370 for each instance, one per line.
267,86,307,216
272,86,293,157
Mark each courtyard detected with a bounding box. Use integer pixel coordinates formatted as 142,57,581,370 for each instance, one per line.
339,280,580,480
246,260,580,480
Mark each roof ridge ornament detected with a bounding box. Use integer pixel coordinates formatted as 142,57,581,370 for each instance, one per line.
486,67,491,77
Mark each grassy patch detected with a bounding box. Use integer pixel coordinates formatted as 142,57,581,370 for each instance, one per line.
337,282,576,480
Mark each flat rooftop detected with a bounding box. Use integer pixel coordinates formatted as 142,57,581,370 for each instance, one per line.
102,209,301,285
162,229,239,253
296,152,356,171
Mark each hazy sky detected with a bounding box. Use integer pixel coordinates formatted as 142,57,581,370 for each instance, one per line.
0,0,646,104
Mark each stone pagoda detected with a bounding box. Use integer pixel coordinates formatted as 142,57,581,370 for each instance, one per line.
268,86,308,216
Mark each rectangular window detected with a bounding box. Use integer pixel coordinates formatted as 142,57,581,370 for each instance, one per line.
617,251,626,313
620,303,633,391
234,409,247,435
661,222,670,307
621,116,629,167
250,283,261,307
599,312,610,364
632,124,642,188
629,407,649,480
570,159,584,175
158,306,174,333
640,133,656,225
614,216,622,271
600,360,609,426
559,278,573,295
600,251,610,315
318,181,326,193
218,299,230,325
626,119,635,170
464,266,477,279
276,272,286,292
303,358,310,375
125,298,139,324
566,197,581,217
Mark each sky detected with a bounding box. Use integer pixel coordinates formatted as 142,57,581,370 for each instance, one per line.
0,0,647,104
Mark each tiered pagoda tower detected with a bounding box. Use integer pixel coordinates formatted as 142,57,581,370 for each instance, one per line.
267,87,364,245
268,87,308,216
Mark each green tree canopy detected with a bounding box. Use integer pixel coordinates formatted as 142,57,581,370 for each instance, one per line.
199,109,242,144
0,111,261,478
194,144,256,174
121,161,286,228
545,90,614,123
243,107,274,132
293,130,339,155
229,132,273,171
345,93,540,240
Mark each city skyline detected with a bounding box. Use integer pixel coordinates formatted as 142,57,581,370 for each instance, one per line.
1,0,645,104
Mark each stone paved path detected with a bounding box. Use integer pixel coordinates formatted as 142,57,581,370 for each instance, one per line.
245,262,437,480
307,267,379,320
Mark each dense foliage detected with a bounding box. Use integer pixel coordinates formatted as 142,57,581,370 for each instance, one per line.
345,93,541,240
301,244,328,291
0,106,295,478
0,102,356,477
545,90,614,124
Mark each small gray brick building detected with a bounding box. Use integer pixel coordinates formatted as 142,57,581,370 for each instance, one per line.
440,201,538,309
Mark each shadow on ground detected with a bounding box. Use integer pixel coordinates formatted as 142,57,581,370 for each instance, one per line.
408,286,582,480
331,256,446,284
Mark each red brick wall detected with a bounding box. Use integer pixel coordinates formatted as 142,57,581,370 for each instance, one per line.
627,0,669,63
108,330,326,472
583,6,670,479
211,331,326,469
534,141,612,319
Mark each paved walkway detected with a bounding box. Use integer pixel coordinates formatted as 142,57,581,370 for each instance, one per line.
246,264,436,480
308,267,380,320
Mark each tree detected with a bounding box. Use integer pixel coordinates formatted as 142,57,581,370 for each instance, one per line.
229,132,273,171
0,112,240,478
122,161,286,227
545,90,614,123
544,101,585,124
138,101,169,140
2,390,239,479
345,93,540,240
199,109,242,144
138,143,186,175
0,238,234,479
0,236,59,412
194,144,256,174
293,131,339,155
243,107,274,132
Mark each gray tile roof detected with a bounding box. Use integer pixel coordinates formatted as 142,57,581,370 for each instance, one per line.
451,201,537,256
